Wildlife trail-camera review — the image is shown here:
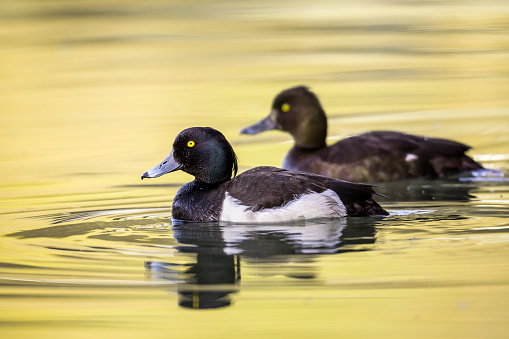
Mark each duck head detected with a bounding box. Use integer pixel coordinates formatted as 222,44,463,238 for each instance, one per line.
142,127,238,184
241,86,328,149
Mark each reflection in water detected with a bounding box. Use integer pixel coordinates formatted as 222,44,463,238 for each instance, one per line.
146,254,240,309
378,179,479,202
146,217,379,309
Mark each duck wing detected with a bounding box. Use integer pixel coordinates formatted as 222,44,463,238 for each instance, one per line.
317,131,482,181
226,166,388,216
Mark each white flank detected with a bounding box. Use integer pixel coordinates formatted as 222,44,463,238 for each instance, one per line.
405,153,418,162
219,189,347,223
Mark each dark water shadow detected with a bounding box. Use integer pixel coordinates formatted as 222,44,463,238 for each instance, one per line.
375,179,479,202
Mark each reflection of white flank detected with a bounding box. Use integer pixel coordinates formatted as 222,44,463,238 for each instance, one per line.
221,219,347,255
220,189,347,223
459,168,506,181
385,209,434,216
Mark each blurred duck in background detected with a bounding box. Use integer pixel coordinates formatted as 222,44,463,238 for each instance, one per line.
241,86,495,183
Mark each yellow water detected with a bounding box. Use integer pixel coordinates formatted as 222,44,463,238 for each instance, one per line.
1,0,509,338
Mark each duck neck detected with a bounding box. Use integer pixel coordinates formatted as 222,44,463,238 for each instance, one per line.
194,161,232,185
192,146,237,185
293,115,327,150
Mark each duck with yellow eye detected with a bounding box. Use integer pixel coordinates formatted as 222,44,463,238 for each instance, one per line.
141,127,388,223
241,85,491,182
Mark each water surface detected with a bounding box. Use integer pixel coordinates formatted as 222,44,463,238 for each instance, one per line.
1,1,508,338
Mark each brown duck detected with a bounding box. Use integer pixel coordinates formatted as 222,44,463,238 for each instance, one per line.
241,86,486,182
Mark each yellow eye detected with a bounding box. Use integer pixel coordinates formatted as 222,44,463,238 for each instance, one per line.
281,103,290,112
187,140,195,148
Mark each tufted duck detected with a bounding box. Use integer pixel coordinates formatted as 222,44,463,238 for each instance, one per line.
142,127,388,222
241,86,486,182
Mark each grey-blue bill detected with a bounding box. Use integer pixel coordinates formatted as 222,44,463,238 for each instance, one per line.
141,150,182,179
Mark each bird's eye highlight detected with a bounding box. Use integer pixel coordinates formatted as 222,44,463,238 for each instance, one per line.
281,103,290,112
187,140,195,148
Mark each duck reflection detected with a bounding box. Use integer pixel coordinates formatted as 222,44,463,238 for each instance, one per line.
377,179,478,202
145,217,380,309
146,252,239,309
